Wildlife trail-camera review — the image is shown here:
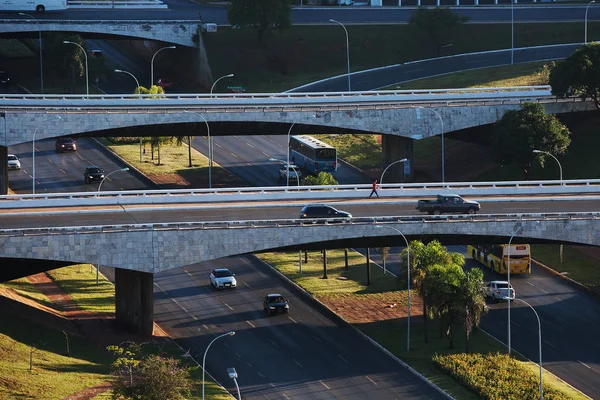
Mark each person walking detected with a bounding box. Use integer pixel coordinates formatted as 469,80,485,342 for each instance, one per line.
369,179,379,198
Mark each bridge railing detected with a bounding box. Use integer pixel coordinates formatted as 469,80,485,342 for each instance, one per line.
1,179,600,209
0,212,595,237
68,0,168,9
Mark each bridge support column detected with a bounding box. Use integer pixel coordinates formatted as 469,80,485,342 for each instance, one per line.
115,268,154,336
0,146,8,195
381,135,414,182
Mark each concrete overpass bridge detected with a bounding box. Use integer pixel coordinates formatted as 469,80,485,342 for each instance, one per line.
0,86,595,193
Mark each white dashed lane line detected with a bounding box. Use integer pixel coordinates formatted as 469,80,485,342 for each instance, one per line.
338,355,348,364
223,302,234,311
269,339,279,348
246,320,256,328
319,381,330,390
246,142,255,148
579,361,591,369
293,359,303,368
366,376,377,385
229,152,238,158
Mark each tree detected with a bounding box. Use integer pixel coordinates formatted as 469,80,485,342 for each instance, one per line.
409,7,469,56
549,42,600,109
228,0,293,43
458,268,488,353
301,171,338,185
492,102,571,179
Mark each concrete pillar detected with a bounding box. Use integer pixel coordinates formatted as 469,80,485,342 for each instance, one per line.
0,146,7,195
115,268,154,336
381,134,414,182
366,248,371,285
344,248,349,271
322,249,328,279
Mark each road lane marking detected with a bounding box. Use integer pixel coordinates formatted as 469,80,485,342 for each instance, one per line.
338,355,348,364
246,361,253,367
269,339,279,348
288,316,297,323
319,380,330,389
283,394,290,399
223,342,230,348
540,289,548,294
293,359,303,368
579,361,591,369
224,302,234,311
512,321,521,328
366,376,377,385
244,282,252,290
229,152,238,158
314,336,322,342
527,282,534,287
215,142,222,148
203,324,209,330
246,162,252,166
246,320,256,328
543,339,556,349
246,142,255,148
236,353,242,358
555,296,562,301
191,315,198,320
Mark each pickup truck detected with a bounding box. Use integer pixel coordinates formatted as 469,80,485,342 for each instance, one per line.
416,194,480,215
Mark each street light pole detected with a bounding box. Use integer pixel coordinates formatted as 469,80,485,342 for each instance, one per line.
210,73,234,95
509,298,543,400
506,226,522,355
532,149,563,181
63,41,89,96
185,111,212,188
511,0,515,65
286,123,296,187
586,1,596,43
227,367,241,400
150,45,176,88
380,158,407,186
202,331,235,400
114,69,141,99
32,115,61,195
269,158,300,187
376,225,410,352
329,19,351,92
19,13,43,94
98,167,129,192
414,106,445,183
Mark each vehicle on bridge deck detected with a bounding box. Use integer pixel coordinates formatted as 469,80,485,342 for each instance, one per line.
485,280,515,302
289,135,337,174
300,204,352,223
1,0,68,13
416,194,480,215
468,244,532,275
263,294,289,316
7,154,20,170
209,268,237,289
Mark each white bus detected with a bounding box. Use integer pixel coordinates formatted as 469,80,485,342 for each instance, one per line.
0,0,68,13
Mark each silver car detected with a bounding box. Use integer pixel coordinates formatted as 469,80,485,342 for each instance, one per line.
486,280,515,301
209,268,237,289
7,154,20,170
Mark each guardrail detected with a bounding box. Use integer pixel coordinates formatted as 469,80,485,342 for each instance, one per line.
1,179,600,209
68,0,168,9
0,212,595,237
0,86,554,109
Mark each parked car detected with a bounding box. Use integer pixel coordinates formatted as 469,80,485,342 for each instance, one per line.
209,268,237,289
263,294,289,316
416,194,480,215
7,154,20,170
156,78,172,89
485,281,515,301
299,204,352,222
55,137,77,153
279,164,301,181
84,166,105,184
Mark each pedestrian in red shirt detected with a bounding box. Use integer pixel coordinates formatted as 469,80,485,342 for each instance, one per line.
369,180,379,198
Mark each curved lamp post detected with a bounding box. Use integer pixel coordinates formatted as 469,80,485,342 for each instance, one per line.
376,225,411,352
32,115,61,194
114,69,141,98
202,331,235,400
63,41,89,96
413,106,445,183
508,297,543,400
329,19,351,92
150,45,176,88
380,158,407,186
532,149,562,181
185,111,212,188
210,73,234,94
586,1,596,43
227,367,241,400
286,123,296,188
19,13,43,94
98,167,129,192
269,157,300,187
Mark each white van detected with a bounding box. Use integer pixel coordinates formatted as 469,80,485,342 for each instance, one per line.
0,0,68,13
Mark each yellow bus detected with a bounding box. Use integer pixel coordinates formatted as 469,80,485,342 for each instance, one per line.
467,244,532,274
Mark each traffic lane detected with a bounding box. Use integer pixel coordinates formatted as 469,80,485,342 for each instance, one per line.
8,138,147,194
2,198,600,229
154,255,448,399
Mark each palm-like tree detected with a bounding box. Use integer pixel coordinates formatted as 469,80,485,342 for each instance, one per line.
459,268,488,353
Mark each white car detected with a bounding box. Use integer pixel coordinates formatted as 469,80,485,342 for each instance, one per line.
209,268,237,289
485,280,515,301
279,164,301,181
7,154,20,170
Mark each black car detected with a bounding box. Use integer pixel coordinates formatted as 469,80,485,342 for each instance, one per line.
0,71,10,87
263,294,289,316
299,204,352,221
84,166,105,184
56,137,77,153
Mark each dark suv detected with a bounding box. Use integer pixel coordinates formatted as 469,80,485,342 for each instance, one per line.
55,137,77,153
84,166,105,184
263,294,289,316
299,204,352,222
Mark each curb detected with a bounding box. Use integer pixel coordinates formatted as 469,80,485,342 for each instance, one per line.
532,258,600,300
253,254,454,400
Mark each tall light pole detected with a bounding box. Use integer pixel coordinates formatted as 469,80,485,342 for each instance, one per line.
269,158,300,187
63,41,89,96
286,123,296,187
32,115,61,195
202,331,235,400
210,73,234,95
98,167,129,192
376,225,410,352
511,0,515,65
150,45,176,88
380,158,407,186
19,13,43,94
329,19,351,92
413,106,445,183
114,69,141,98
185,111,212,189
508,297,543,400
532,149,563,181
227,367,241,400
586,1,596,43
506,225,522,355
